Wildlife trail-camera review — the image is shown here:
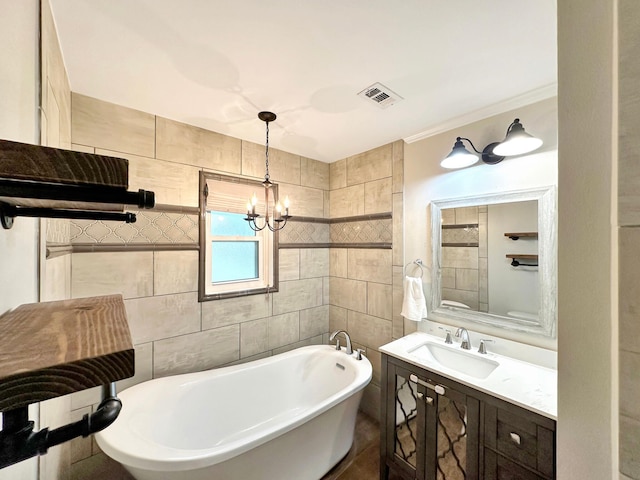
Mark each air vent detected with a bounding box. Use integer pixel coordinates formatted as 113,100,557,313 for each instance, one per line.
357,82,403,109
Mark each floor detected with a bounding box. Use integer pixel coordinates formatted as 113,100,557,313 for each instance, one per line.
321,411,403,480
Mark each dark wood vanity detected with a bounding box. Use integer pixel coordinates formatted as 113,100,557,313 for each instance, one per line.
380,353,556,480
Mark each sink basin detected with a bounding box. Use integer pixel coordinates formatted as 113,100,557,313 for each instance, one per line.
408,341,499,379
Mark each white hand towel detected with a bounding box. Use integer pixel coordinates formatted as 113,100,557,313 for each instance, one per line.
400,276,427,321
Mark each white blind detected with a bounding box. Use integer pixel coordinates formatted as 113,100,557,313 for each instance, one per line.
205,175,275,214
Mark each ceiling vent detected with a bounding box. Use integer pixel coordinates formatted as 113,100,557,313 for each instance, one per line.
357,82,403,109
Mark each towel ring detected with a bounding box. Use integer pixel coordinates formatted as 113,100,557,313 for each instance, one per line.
404,259,425,278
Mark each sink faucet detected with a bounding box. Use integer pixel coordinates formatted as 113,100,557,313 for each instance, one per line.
455,327,471,350
329,330,353,355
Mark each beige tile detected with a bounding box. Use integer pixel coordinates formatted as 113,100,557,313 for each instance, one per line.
273,278,324,315
278,183,324,218
347,310,392,349
300,305,329,339
70,452,132,480
71,143,94,153
441,246,479,270
455,206,479,224
479,257,488,303
329,277,367,313
330,248,348,278
330,184,364,218
45,81,60,148
441,208,456,225
323,276,330,305
279,248,300,281
392,140,404,194
242,141,300,185
42,254,71,302
478,211,488,258
329,305,348,332
71,252,153,299
70,342,153,410
156,117,241,172
96,148,200,207
69,406,93,464
346,144,392,186
301,157,329,190
366,348,382,385
154,250,198,295
240,318,269,358
269,312,300,349
224,351,272,367
441,267,456,289
124,292,200,344
364,177,392,214
359,383,380,420
272,334,323,355
392,192,403,266
621,350,640,418
620,415,640,478
300,248,329,278
392,266,404,339
619,0,640,226
455,268,479,292
330,158,347,190
72,93,155,157
367,283,393,320
322,190,330,219
620,228,640,353
441,288,479,311
348,249,392,284
154,325,240,377
404,318,419,335
202,293,271,330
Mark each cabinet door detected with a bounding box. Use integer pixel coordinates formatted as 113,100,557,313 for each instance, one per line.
421,380,480,480
383,361,425,479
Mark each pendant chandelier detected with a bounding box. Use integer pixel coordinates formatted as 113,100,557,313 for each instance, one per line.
244,111,291,232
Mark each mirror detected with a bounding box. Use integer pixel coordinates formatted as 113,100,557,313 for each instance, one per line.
430,187,557,337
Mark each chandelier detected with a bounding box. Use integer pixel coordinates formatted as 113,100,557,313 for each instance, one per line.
244,111,291,232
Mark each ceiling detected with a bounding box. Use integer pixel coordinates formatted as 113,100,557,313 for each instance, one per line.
49,0,557,163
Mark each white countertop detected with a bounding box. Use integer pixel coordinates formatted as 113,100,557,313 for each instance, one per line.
380,332,557,420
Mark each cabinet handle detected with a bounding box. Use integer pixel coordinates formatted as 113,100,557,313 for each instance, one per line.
509,432,521,445
409,373,435,391
417,392,424,399
425,396,434,405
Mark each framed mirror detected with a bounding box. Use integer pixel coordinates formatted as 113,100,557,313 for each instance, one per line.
429,186,557,337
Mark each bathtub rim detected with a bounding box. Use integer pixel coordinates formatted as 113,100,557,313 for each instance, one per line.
95,344,372,472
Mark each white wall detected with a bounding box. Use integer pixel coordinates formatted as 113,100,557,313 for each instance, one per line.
487,201,539,317
557,0,616,478
0,1,40,479
404,96,557,350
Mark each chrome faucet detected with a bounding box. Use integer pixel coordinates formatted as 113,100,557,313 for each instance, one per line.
329,330,353,355
455,327,471,350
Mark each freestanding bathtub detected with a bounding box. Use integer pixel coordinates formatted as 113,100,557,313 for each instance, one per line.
96,344,372,480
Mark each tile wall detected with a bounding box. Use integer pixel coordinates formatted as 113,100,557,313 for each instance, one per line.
619,0,640,476
440,206,488,312
57,93,405,477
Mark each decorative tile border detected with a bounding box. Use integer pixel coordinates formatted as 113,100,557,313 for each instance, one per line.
330,218,392,244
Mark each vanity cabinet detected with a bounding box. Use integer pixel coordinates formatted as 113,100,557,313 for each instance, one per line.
380,354,556,480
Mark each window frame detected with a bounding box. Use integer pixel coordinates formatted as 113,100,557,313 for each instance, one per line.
198,171,279,302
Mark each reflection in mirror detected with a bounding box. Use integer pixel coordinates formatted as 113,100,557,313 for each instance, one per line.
430,187,556,338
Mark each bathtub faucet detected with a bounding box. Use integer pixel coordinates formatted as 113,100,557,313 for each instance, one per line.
329,330,353,355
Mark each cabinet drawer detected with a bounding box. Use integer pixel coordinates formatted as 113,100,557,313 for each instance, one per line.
484,449,547,480
484,404,555,478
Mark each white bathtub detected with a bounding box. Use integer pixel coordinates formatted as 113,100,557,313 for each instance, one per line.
96,344,372,480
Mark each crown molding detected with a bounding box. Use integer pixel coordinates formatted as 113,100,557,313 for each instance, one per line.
403,83,558,144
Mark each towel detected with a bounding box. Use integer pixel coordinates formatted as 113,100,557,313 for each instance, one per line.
400,276,427,321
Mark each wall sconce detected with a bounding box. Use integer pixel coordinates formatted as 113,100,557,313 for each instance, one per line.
441,118,543,169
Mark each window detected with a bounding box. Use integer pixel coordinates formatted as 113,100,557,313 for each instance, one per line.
199,172,278,301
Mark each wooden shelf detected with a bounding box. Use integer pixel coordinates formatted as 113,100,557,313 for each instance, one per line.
504,232,538,240
506,254,538,260
0,295,134,412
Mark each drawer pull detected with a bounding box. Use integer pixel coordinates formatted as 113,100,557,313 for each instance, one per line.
509,432,521,445
409,374,435,390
